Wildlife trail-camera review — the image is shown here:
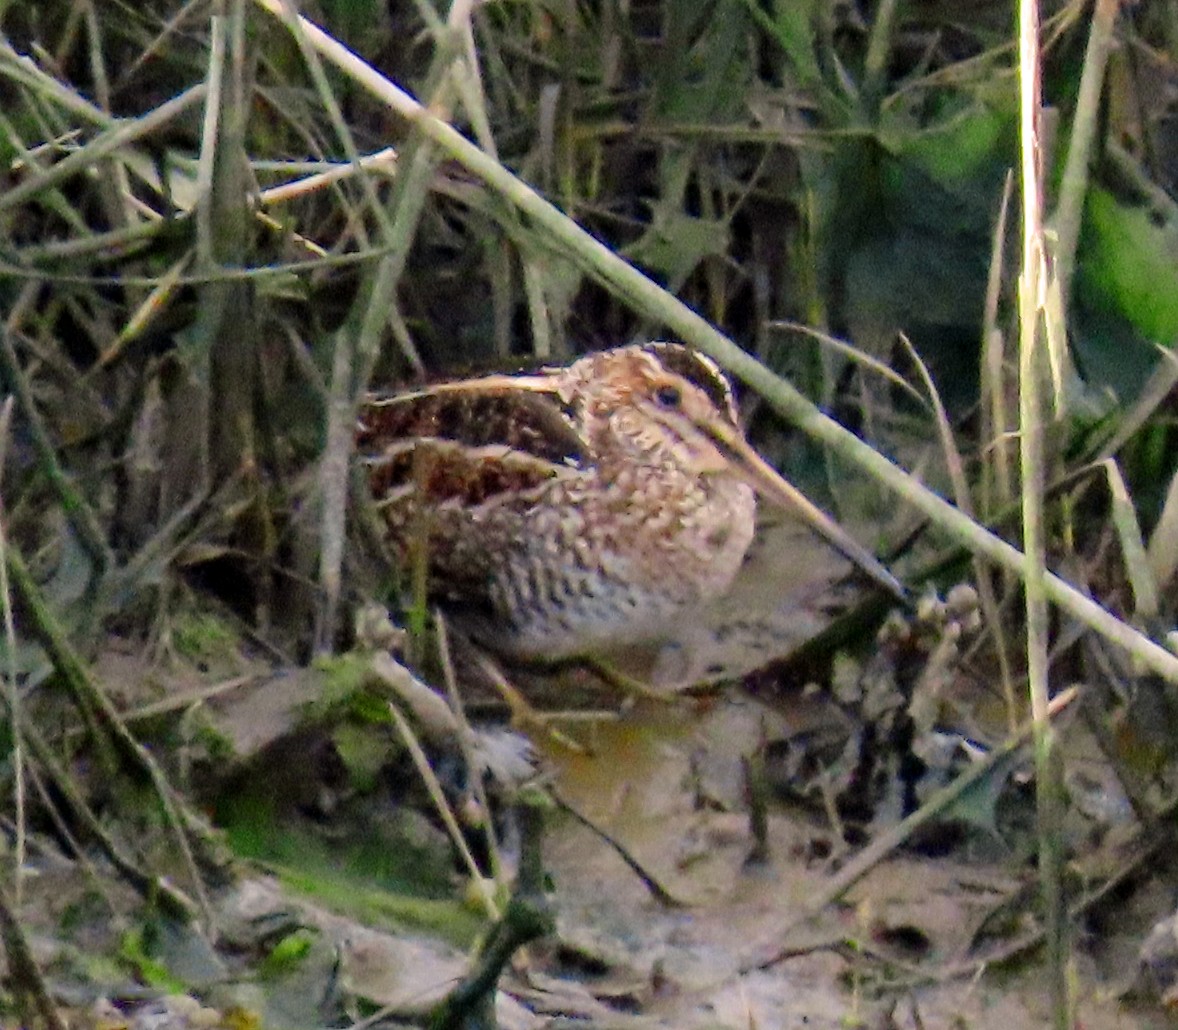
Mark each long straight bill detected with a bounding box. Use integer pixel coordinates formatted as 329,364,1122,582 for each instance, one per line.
711,424,907,599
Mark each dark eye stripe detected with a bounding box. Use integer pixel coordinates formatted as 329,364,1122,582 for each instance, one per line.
642,342,738,425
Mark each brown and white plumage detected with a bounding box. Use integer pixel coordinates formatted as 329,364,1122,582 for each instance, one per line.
358,342,901,660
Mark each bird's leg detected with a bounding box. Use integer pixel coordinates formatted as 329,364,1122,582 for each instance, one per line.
500,649,686,705
467,650,604,753
577,656,684,704
425,614,594,751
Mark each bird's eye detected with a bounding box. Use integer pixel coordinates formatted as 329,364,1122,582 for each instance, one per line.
655,384,682,408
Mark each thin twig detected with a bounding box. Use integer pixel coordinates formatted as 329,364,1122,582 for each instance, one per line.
387,700,501,920
1051,0,1120,302
436,615,507,890
0,878,68,1030
7,714,196,921
898,333,1018,732
4,541,223,920
1017,0,1068,1021
0,326,112,574
428,791,554,1030
0,397,25,900
748,687,1078,972
0,84,206,215
549,786,690,909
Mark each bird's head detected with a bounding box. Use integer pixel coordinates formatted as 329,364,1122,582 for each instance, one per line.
561,343,743,476
563,343,905,598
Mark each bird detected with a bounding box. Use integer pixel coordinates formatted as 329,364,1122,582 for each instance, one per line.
357,342,904,669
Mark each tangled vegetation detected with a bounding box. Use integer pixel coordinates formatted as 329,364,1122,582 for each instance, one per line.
2,0,1178,1027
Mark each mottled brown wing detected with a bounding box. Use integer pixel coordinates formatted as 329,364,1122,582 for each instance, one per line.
362,438,569,515
358,384,590,608
359,386,586,467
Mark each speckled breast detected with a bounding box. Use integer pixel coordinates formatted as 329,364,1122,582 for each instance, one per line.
473,472,758,658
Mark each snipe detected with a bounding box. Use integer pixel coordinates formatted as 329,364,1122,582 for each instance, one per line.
357,343,903,663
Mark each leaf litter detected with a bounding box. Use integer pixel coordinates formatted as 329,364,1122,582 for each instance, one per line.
5,580,1165,1030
